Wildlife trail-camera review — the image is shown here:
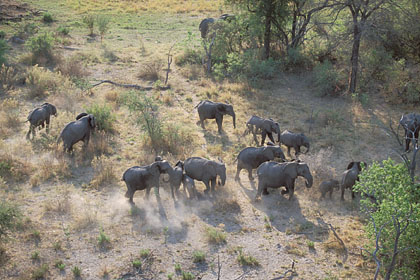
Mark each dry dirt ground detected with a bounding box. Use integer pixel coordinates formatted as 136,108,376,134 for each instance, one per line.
0,1,414,280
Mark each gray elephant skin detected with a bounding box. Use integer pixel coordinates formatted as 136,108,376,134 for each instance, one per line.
256,161,313,200
341,161,365,200
122,160,173,204
196,100,236,134
235,145,285,181
57,113,96,153
280,130,310,157
26,103,57,139
184,157,226,193
399,113,420,152
199,14,235,38
319,179,339,199
245,115,280,146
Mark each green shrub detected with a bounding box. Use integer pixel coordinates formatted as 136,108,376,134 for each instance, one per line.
192,250,205,263
175,49,202,66
83,14,95,36
236,249,259,266
26,32,55,62
205,227,226,244
55,260,65,270
182,271,194,280
140,249,150,258
72,266,81,277
42,12,53,23
97,227,110,247
247,58,278,80
85,103,116,133
284,47,312,71
0,39,8,66
31,250,40,260
132,259,142,268
312,60,341,96
96,15,110,42
57,26,70,36
354,159,420,279
0,201,21,239
0,31,5,40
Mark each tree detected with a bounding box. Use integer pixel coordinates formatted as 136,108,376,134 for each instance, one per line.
354,159,420,279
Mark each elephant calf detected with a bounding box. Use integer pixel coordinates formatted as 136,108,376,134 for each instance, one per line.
182,174,197,199
280,130,310,157
122,160,173,204
235,145,285,181
57,113,96,153
319,179,339,199
26,103,57,139
184,157,226,193
245,115,281,146
196,100,236,134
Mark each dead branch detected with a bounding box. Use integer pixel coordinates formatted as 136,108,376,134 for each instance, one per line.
217,254,222,280
203,33,216,73
233,271,250,280
270,260,296,280
89,80,170,91
165,43,176,85
388,117,402,146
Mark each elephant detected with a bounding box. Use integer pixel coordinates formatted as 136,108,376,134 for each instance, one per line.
26,103,57,139
245,115,281,146
256,161,313,200
182,174,197,199
280,130,310,157
319,179,340,200
196,100,236,134
398,113,420,152
57,113,96,153
184,157,226,193
235,145,285,181
341,161,365,201
199,14,235,38
165,160,184,200
122,160,173,204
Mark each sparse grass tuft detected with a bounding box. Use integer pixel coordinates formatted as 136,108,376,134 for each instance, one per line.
205,227,226,244
192,250,206,263
140,249,150,258
0,98,21,138
0,201,21,239
72,266,81,277
236,249,259,266
182,271,194,280
83,14,95,36
174,263,182,272
97,227,111,247
31,250,40,261
138,60,163,81
57,55,88,78
55,260,65,270
285,243,306,257
132,259,142,268
0,64,20,91
89,155,116,189
42,12,53,23
32,264,49,280
307,240,315,250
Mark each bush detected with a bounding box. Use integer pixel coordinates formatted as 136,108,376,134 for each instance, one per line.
56,55,87,78
96,15,110,42
0,31,5,40
85,103,116,133
312,60,341,96
283,47,312,71
57,26,70,36
192,250,205,263
26,65,66,98
26,32,55,64
354,159,420,279
138,60,163,81
42,12,53,23
175,49,202,66
0,65,19,92
205,227,226,244
83,14,95,36
0,201,21,239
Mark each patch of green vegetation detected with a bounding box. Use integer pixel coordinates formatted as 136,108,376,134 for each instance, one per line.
55,260,66,270
140,249,150,258
205,227,226,244
85,103,116,133
42,12,54,23
72,266,81,277
32,264,48,280
192,250,205,263
182,271,194,280
174,263,182,272
132,259,142,268
236,249,259,266
97,227,110,247
31,251,40,261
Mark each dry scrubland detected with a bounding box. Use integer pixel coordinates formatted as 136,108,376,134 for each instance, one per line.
0,0,414,279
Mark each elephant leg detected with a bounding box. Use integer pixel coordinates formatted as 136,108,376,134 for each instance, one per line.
288,188,295,200
199,116,206,129
252,132,259,146
341,186,345,201
262,187,269,195
260,131,267,146
351,188,355,199
203,180,211,193
216,115,223,134
26,127,32,140
329,190,333,199
170,184,175,199
125,188,135,204
247,168,254,181
295,146,301,157
267,132,275,143
405,135,411,152
145,186,151,199
287,147,291,157
235,166,241,181
211,178,216,192
46,117,50,133
256,181,264,199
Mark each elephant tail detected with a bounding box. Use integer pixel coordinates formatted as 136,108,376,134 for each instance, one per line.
194,100,203,109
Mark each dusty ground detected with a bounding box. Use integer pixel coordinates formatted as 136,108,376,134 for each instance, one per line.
0,1,412,279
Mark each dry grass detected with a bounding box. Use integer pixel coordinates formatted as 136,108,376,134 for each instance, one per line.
0,153,32,182
43,186,72,215
138,60,163,81
89,155,117,189
105,89,120,103
0,64,21,91
30,154,71,186
26,65,71,99
66,0,223,14
0,98,21,138
56,55,89,78
72,203,98,231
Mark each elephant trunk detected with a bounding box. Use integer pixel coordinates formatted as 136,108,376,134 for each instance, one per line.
304,173,313,188
220,172,226,186
277,131,281,143
232,112,236,129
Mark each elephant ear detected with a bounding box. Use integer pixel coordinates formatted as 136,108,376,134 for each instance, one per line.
76,112,88,120
262,147,274,159
150,162,161,176
347,162,356,170
216,104,227,113
204,161,217,177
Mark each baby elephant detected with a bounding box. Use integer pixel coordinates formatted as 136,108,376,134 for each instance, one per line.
319,179,340,199
26,103,57,139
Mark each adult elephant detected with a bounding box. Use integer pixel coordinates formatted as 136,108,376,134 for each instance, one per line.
122,160,173,204
398,113,420,152
57,113,96,153
256,161,313,200
245,115,280,146
235,145,285,181
184,157,226,193
196,100,236,134
280,130,310,157
26,103,57,139
341,161,365,201
199,14,235,38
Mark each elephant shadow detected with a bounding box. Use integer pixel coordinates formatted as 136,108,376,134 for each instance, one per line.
239,181,329,242
203,130,233,147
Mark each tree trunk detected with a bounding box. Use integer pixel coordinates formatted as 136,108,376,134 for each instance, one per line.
384,226,400,280
349,19,362,93
263,1,274,60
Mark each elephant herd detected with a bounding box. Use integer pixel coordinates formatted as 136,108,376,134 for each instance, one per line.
25,99,416,205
